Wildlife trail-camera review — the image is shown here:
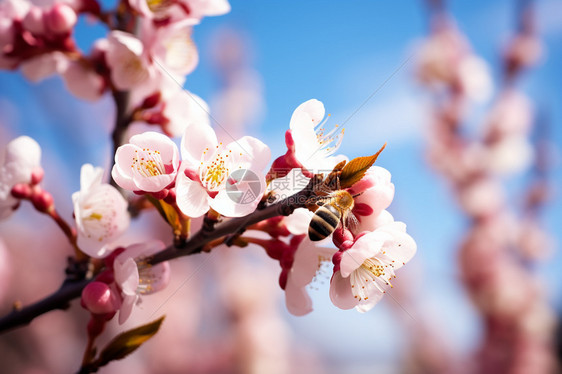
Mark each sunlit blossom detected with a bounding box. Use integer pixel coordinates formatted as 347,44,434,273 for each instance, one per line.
289,99,346,173
72,164,130,258
112,131,180,193
330,220,416,313
176,122,270,217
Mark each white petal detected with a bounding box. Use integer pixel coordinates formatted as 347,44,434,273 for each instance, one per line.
181,122,217,166
176,170,210,217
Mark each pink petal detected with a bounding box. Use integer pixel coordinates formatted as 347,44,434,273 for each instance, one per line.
129,131,179,166
354,209,394,235
225,136,271,171
62,62,104,101
340,232,386,278
290,99,325,130
114,257,139,295
176,171,210,217
284,280,313,316
118,294,137,324
378,222,417,270
329,271,357,310
209,188,260,217
181,122,218,166
112,144,140,191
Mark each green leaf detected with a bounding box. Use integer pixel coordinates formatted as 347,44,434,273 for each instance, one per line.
94,316,165,369
339,143,386,188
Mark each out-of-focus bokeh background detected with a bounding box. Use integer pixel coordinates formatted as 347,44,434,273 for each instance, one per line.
0,0,561,373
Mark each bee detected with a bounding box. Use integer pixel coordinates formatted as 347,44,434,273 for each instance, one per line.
308,189,358,241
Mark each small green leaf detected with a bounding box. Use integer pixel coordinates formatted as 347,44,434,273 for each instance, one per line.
94,316,165,368
339,144,386,188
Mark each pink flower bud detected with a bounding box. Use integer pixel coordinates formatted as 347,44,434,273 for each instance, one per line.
264,239,290,261
30,188,54,212
23,6,45,35
81,281,120,315
30,166,44,185
332,227,354,250
11,183,32,199
44,3,77,35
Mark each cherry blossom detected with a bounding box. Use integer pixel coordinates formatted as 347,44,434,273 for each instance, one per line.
72,164,130,258
112,131,180,193
330,220,416,313
288,99,346,173
0,136,42,220
176,122,270,217
105,19,198,91
113,241,171,324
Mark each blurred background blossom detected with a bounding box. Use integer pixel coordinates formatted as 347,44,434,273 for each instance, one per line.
0,0,561,373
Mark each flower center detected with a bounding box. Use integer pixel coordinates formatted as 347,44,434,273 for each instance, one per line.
312,114,344,157
131,148,165,178
146,0,173,13
81,190,120,242
199,146,231,191
361,258,387,278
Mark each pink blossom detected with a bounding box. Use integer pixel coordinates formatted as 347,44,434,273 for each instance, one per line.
105,19,198,91
112,131,180,193
484,90,533,139
330,220,416,313
457,178,504,218
416,25,469,87
61,60,105,101
113,241,171,324
348,166,395,234
0,135,42,220
176,122,270,217
288,99,346,173
44,3,77,35
72,164,130,258
20,52,69,82
105,31,154,90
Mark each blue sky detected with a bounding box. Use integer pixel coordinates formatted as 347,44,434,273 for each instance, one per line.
1,0,561,372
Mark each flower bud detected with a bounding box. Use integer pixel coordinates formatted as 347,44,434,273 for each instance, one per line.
332,227,354,250
11,183,32,199
81,281,120,315
44,3,77,35
23,6,45,35
30,188,54,212
30,166,44,185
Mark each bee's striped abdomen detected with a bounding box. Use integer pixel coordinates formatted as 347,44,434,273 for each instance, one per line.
308,205,341,241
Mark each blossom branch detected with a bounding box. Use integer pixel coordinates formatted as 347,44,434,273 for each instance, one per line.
0,175,319,334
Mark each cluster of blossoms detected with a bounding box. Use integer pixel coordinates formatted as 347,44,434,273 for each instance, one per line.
0,0,418,370
0,0,226,136
416,11,555,374
1,98,416,326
